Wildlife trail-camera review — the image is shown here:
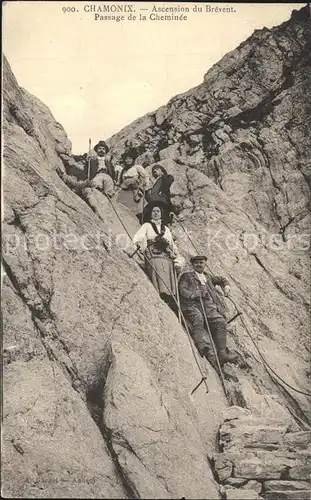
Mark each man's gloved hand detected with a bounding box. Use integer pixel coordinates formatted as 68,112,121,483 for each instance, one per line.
215,285,223,295
224,285,231,297
167,249,175,259
193,289,207,299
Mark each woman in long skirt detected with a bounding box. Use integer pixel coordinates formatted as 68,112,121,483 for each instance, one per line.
143,165,175,225
132,206,184,311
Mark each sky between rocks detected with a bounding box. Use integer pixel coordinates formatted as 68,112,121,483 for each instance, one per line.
3,1,303,154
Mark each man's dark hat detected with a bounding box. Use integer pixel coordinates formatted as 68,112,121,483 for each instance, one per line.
152,164,167,176
94,140,109,153
190,255,207,263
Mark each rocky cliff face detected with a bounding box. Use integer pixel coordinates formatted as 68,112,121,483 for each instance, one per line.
2,6,310,500
108,6,310,239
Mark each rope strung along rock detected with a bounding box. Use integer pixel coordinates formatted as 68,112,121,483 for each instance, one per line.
227,296,311,398
106,195,311,400
176,217,311,399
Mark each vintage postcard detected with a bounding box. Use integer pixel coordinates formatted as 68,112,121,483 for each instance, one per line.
2,2,310,499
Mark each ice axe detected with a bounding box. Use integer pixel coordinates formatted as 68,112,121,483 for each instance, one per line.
129,246,141,258
227,311,242,324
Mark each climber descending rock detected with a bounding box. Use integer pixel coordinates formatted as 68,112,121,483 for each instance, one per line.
143,164,175,226
178,256,238,372
118,148,149,196
115,147,150,221
132,205,184,313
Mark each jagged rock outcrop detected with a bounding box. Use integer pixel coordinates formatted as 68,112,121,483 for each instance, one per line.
2,6,310,500
107,6,310,240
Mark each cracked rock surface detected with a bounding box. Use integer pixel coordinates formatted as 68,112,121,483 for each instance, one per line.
108,4,310,428
3,57,225,499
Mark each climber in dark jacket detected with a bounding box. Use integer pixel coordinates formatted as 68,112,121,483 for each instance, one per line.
143,165,175,225
178,255,238,371
85,140,115,181
57,140,115,198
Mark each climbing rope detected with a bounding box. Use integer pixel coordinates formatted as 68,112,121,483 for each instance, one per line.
173,265,182,324
176,218,200,254
175,217,311,398
227,296,311,398
106,196,210,395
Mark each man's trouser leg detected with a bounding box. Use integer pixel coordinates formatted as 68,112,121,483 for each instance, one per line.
102,174,115,197
208,316,237,365
183,307,212,356
91,173,115,197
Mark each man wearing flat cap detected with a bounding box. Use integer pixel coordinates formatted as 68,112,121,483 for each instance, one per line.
178,255,238,369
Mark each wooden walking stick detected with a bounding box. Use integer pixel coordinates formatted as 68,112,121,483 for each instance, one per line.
199,296,229,399
173,265,181,323
87,138,91,180
140,190,145,224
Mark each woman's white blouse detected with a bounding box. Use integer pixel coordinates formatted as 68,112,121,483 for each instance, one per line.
132,221,184,268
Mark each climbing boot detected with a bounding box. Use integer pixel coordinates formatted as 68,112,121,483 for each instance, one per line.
203,349,221,375
212,321,232,364
218,349,238,365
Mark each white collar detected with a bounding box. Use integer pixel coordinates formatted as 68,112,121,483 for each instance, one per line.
195,271,207,282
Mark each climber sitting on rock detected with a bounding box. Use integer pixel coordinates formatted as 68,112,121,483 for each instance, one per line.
86,140,116,197
57,140,116,198
86,140,114,181
178,256,238,373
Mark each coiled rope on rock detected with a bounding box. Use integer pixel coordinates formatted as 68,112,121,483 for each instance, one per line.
175,218,311,398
